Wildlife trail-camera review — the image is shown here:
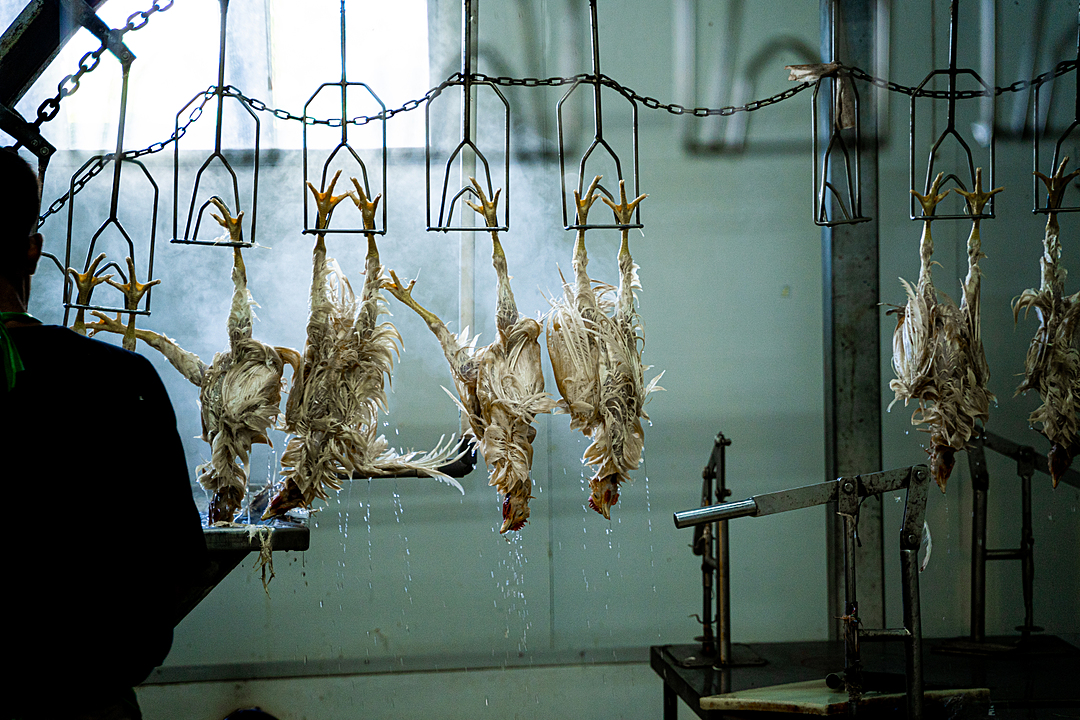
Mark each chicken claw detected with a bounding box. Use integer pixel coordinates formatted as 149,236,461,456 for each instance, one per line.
209,196,244,245
307,169,351,233
103,256,160,351
67,252,113,335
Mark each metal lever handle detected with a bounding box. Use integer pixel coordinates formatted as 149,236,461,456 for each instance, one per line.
673,499,758,529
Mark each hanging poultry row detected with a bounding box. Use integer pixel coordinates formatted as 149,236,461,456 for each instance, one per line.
78,174,664,532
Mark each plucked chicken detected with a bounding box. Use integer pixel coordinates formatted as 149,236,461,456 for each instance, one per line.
383,178,554,533
889,171,1000,492
91,198,295,523
264,172,461,519
546,177,663,518
1013,158,1080,486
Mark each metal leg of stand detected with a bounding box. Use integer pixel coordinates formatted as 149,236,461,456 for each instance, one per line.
717,436,732,666
900,546,924,720
1018,454,1038,638
663,684,677,720
967,438,990,642
838,479,862,715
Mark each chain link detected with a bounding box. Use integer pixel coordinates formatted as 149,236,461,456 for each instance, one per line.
844,60,1076,99
37,85,215,226
33,0,176,127
34,54,1078,224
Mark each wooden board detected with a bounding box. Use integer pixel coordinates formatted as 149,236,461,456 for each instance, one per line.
699,679,989,716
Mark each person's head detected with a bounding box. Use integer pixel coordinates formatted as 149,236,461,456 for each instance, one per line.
0,149,43,287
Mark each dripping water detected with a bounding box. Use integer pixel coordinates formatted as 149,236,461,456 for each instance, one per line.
392,484,412,633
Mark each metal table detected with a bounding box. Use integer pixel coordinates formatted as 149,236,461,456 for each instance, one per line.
173,517,310,624
652,636,1079,719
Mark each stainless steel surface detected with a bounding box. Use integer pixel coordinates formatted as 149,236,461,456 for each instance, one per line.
202,518,310,552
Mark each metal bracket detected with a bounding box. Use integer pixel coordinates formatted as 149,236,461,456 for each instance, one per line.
0,103,55,165
171,0,260,248
301,0,388,237
1033,16,1078,214
426,0,510,233
59,0,135,68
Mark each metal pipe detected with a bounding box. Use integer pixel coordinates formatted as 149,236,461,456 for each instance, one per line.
986,549,1023,561
109,64,130,218
588,0,603,139
339,0,347,145
700,460,715,657
458,0,477,338
214,0,229,154
673,499,757,528
717,436,732,666
860,628,912,640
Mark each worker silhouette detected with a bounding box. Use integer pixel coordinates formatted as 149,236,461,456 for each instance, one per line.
1,148,208,720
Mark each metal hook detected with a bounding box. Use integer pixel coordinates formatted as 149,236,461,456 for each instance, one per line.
1033,11,1078,214
425,0,510,232
301,0,388,236
909,0,996,221
171,0,260,247
62,54,158,325
557,0,642,231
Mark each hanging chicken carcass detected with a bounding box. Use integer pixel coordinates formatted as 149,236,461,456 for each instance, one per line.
384,179,554,532
90,198,296,523
889,171,1000,492
546,177,663,518
264,173,462,519
1013,158,1080,487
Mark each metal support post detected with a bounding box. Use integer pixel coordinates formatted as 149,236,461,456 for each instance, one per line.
822,0,883,640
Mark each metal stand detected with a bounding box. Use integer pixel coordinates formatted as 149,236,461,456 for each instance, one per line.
678,433,765,670
675,464,931,719
952,428,1080,652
